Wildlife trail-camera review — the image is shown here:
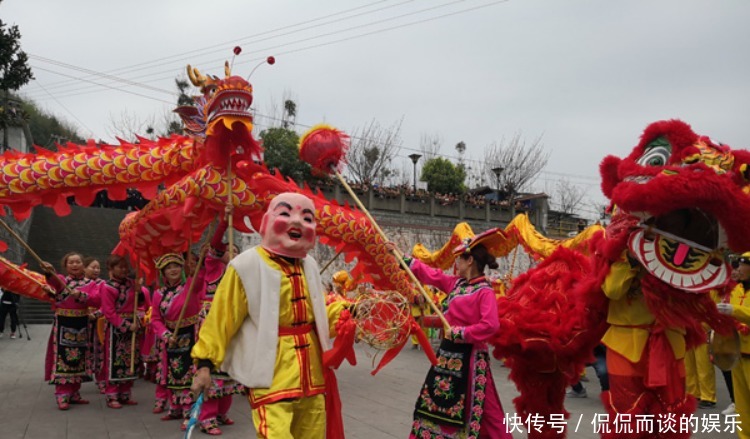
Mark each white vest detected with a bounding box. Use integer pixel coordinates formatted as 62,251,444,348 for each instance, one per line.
221,246,332,388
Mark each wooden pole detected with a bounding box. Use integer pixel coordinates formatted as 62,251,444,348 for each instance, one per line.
319,248,344,275
170,223,214,344
130,269,141,374
332,170,450,330
227,152,235,260
0,217,45,266
0,217,75,297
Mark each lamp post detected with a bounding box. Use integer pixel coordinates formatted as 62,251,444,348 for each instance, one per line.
491,166,504,198
409,153,422,192
491,166,504,222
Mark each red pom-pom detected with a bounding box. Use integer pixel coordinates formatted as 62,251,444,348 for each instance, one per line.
267,56,276,65
233,46,242,55
299,125,350,175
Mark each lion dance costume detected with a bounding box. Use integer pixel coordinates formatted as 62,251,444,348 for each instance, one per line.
488,119,748,438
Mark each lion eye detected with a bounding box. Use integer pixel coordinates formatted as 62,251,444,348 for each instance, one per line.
637,146,670,167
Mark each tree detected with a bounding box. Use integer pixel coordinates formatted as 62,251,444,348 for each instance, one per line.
282,99,296,128
106,75,191,140
420,157,466,194
482,132,549,196
261,126,317,185
346,118,402,185
554,178,585,215
0,6,34,149
419,132,442,161
20,98,83,148
455,141,466,168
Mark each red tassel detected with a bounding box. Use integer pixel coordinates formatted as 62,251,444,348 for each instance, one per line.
323,310,357,369
324,368,345,439
410,318,437,366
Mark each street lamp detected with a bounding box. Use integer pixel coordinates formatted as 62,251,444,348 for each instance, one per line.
409,153,422,192
491,167,504,200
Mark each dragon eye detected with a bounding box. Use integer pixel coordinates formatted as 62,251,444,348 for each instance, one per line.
637,145,670,167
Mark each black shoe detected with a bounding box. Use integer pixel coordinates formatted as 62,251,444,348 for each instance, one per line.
698,400,716,409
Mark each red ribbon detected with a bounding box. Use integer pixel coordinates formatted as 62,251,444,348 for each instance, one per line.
322,309,357,439
371,316,437,376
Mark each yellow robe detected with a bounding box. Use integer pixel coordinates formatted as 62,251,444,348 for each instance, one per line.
193,248,346,408
600,259,686,363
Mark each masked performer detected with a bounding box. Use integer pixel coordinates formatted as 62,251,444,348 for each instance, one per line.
192,192,348,438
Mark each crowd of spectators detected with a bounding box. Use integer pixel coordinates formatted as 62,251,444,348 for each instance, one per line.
332,180,528,211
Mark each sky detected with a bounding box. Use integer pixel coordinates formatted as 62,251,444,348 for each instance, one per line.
5,0,750,220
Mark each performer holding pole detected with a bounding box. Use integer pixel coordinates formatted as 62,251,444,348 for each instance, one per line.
40,252,100,411
99,254,149,408
151,251,206,431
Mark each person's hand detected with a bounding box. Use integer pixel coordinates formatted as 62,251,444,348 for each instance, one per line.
717,303,734,315
88,313,98,321
70,289,82,299
40,261,56,275
129,321,139,332
224,204,234,219
190,366,212,396
167,335,177,349
384,241,400,255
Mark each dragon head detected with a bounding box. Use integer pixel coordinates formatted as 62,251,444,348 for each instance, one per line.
600,119,750,292
174,60,264,166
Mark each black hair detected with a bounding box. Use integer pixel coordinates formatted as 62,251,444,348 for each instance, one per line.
458,243,498,273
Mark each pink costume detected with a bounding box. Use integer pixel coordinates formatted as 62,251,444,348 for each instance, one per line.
151,270,205,419
408,258,511,439
99,278,151,404
44,274,100,406
197,225,245,432
85,279,106,392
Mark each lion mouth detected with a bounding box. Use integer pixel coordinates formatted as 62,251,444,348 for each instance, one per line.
628,208,728,292
642,208,720,251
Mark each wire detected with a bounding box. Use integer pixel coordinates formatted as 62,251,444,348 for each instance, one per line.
25,0,415,95
27,0,507,102
30,65,175,105
31,80,97,139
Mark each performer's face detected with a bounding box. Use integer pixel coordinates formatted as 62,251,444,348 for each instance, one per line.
110,260,130,281
733,262,750,282
162,263,183,285
260,193,316,258
66,255,84,276
84,260,101,280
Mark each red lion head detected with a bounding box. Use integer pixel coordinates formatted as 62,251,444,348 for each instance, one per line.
600,119,750,291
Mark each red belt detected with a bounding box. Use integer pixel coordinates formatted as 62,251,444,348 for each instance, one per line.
278,324,313,336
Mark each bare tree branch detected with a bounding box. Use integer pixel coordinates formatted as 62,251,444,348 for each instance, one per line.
554,178,586,215
345,117,403,185
420,132,442,161
482,132,549,194
106,110,155,142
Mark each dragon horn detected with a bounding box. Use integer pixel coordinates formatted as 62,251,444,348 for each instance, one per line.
224,60,231,77
187,65,207,87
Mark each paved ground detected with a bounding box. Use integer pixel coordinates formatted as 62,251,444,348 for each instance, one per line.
0,325,738,438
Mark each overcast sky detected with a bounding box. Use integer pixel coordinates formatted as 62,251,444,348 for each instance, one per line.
5,0,750,219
